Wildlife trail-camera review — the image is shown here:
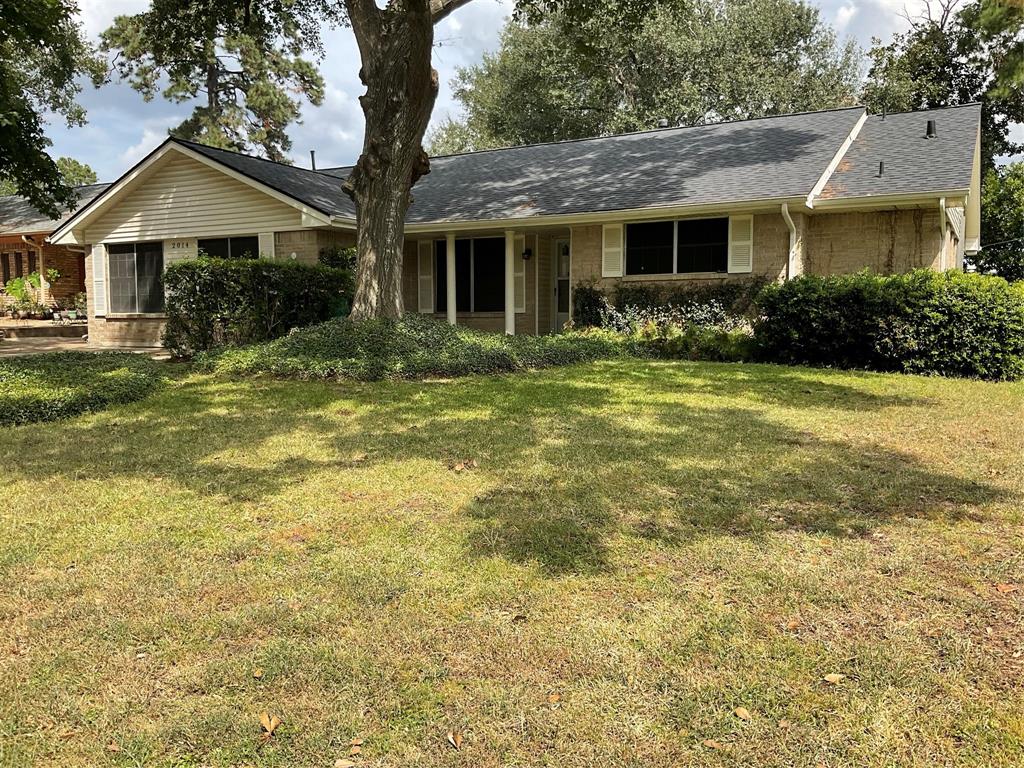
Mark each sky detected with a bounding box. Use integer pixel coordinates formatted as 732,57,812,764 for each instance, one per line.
51,0,933,182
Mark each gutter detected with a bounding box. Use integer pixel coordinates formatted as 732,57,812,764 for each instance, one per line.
780,203,797,279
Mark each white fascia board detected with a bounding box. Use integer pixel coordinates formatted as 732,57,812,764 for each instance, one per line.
805,110,868,210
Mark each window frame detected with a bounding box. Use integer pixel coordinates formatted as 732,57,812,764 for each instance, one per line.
105,241,165,316
624,216,731,277
432,236,511,314
197,235,261,259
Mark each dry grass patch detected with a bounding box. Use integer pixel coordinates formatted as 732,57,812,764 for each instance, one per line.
0,360,1022,766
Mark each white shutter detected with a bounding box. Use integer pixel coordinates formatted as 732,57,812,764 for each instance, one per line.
728,215,754,274
91,244,106,317
602,224,624,277
258,232,276,259
417,240,434,313
514,234,526,313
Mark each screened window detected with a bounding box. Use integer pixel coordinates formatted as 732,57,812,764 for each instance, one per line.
198,235,260,259
677,218,728,273
28,252,37,273
432,237,506,312
625,217,730,275
625,221,674,275
107,242,164,313
1,254,10,286
13,252,23,278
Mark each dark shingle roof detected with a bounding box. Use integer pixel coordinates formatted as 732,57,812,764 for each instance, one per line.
0,183,110,235
821,103,980,200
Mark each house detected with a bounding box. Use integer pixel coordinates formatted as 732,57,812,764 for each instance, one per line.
0,184,109,309
47,103,981,348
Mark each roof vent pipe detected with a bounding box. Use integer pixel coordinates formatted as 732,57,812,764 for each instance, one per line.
656,118,669,129
926,119,937,139
310,150,317,170
878,161,885,177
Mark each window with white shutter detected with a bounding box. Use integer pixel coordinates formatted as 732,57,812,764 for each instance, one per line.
417,240,434,313
602,223,624,277
91,244,107,316
727,215,754,274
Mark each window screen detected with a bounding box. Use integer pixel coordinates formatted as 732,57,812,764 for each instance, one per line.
106,242,164,313
472,238,505,312
677,218,728,273
626,221,674,275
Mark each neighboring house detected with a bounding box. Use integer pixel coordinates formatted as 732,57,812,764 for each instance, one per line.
0,184,110,309
49,103,981,348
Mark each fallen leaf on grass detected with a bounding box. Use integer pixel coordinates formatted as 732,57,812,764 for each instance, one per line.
106,742,121,753
785,619,801,631
252,668,264,679
778,719,792,729
447,731,463,750
995,583,1019,593
547,693,561,705
702,739,725,750
334,761,356,768
350,737,364,746
450,459,479,472
734,707,751,721
259,712,282,741
349,745,361,756
823,673,846,685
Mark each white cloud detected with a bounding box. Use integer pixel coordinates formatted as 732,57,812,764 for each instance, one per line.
119,124,173,166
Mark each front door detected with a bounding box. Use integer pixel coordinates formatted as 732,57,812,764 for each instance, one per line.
554,238,570,331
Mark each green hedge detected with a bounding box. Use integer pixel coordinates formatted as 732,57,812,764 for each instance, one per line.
754,270,1024,380
0,352,163,425
162,257,354,357
198,314,630,381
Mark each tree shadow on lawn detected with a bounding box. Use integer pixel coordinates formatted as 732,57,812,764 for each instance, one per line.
0,360,1006,577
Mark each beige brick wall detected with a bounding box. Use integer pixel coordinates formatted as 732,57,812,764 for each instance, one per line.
804,209,945,275
272,228,355,266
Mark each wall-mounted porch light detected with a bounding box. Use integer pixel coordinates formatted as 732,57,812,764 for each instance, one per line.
521,247,533,260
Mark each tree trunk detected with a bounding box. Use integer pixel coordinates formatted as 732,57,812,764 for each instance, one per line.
344,0,438,320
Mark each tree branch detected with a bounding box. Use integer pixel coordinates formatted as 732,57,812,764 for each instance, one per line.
430,0,475,25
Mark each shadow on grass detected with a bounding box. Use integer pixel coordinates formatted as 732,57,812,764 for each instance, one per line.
0,359,1007,576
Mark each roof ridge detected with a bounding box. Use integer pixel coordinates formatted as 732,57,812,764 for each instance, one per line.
865,102,982,118
172,137,324,174
423,105,867,161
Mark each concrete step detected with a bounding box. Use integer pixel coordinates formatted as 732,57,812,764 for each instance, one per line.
0,324,88,339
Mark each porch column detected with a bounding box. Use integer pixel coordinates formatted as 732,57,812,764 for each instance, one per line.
504,229,515,335
445,232,456,325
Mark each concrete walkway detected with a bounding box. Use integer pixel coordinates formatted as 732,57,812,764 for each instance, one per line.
0,337,168,358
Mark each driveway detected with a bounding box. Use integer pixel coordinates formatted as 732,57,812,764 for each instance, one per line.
0,336,90,356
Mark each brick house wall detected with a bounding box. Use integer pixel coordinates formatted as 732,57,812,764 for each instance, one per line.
0,233,86,309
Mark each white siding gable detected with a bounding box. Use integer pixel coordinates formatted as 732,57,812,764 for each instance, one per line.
84,152,304,244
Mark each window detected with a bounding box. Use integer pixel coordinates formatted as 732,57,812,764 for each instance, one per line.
434,240,471,312
107,242,164,313
624,217,729,275
14,252,23,278
198,235,260,259
625,222,674,275
432,237,506,312
1,254,9,286
677,217,728,273
28,252,37,274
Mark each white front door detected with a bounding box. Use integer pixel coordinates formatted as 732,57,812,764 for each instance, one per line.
554,238,570,332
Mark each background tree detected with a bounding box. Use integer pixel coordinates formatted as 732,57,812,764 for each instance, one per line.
429,0,861,152
101,0,331,162
980,0,1024,97
862,0,1023,169
0,0,103,216
0,158,99,197
975,162,1024,280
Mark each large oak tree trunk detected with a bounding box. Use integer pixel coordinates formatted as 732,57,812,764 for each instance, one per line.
344,0,439,320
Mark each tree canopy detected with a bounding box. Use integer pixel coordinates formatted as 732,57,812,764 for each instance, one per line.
428,0,862,153
976,162,1024,281
101,0,337,162
0,157,98,198
0,0,103,216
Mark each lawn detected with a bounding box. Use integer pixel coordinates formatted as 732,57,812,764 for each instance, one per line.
0,360,1022,767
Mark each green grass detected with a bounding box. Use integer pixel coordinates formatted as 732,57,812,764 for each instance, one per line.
1,359,1022,766
0,352,163,425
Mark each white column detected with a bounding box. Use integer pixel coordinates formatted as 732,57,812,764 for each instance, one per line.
504,230,515,335
446,232,456,325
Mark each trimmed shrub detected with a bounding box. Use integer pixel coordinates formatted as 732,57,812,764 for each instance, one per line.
0,352,163,425
754,270,1024,380
572,283,605,328
615,277,770,317
198,314,630,381
162,257,354,357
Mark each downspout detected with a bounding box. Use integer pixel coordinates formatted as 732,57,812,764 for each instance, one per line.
781,203,797,280
938,197,947,270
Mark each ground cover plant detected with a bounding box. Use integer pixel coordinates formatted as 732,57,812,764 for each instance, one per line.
0,359,1022,766
197,313,631,380
0,351,163,425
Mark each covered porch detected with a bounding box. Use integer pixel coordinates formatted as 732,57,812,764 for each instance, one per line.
403,226,573,335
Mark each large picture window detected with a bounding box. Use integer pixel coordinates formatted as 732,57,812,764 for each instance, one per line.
625,217,730,275
433,237,506,312
107,242,165,313
198,236,260,259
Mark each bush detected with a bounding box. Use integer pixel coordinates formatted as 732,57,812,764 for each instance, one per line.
162,257,354,357
572,283,605,328
0,352,163,425
198,314,630,381
614,277,770,317
754,270,1024,380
